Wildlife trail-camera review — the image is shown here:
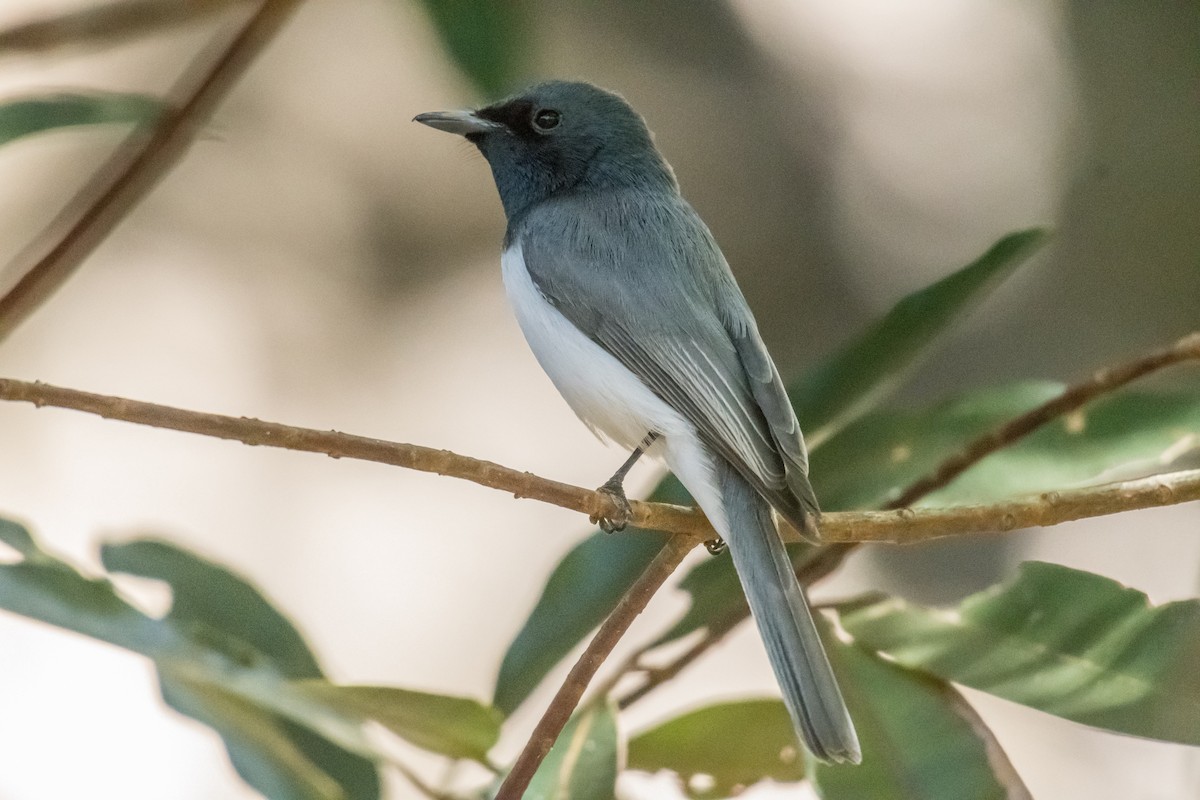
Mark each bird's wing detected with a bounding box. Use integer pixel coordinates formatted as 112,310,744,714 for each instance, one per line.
516,192,818,530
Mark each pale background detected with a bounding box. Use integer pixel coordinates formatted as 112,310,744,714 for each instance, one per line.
0,1,1197,798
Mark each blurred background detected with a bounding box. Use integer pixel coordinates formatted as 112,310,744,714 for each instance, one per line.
0,1,1196,798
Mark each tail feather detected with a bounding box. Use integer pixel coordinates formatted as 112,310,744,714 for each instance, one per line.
716,460,861,764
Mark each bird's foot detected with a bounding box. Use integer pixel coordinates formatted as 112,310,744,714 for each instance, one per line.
591,478,633,533
704,537,727,556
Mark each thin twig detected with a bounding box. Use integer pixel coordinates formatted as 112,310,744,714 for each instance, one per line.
494,537,694,800
2,377,1197,544
0,377,652,530
887,331,1200,508
0,0,302,343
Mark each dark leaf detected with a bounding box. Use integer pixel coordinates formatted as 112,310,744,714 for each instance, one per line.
813,382,1060,511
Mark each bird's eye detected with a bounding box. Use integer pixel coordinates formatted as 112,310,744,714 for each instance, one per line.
532,108,561,131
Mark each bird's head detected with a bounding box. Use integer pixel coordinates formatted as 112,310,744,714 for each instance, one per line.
415,80,676,219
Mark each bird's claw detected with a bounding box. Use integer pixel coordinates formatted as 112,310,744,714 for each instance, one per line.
704,537,727,556
591,479,633,533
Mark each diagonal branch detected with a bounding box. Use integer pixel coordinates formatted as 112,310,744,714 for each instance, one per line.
887,330,1200,508
493,537,694,800
0,0,302,343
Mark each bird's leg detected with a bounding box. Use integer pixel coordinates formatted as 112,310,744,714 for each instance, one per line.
593,432,659,533
704,537,727,556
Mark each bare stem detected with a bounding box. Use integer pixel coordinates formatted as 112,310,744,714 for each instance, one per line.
0,0,303,343
494,537,694,800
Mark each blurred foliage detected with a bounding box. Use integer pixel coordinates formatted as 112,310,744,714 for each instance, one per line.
0,93,161,146
0,0,236,54
412,0,528,96
0,523,504,800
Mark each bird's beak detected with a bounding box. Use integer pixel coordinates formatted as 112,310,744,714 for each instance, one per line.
413,110,503,136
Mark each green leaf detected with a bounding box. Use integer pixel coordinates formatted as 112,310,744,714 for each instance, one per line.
813,382,1061,511
525,700,620,800
814,384,1200,511
0,521,172,654
0,526,380,800
0,516,38,556
100,539,381,800
922,389,1200,506
791,229,1048,447
0,92,161,147
293,683,502,763
414,1,528,96
627,700,804,797
493,476,688,715
814,616,1026,800
102,539,323,677
162,675,350,800
838,562,1200,745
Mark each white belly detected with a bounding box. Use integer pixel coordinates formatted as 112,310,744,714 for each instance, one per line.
501,243,683,448
500,242,727,532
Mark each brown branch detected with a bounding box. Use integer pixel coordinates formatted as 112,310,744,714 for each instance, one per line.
0,377,643,527
3,377,1198,545
0,0,302,343
2,377,1199,544
494,537,694,800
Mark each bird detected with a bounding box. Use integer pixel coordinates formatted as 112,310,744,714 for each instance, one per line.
414,80,860,764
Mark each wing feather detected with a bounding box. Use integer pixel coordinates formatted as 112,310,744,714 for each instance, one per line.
517,191,818,531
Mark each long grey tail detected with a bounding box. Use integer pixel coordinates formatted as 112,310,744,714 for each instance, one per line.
716,460,861,764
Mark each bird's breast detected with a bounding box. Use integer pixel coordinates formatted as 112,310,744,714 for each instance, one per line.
500,242,690,450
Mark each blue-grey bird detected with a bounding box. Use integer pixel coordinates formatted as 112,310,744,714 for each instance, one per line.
415,81,860,764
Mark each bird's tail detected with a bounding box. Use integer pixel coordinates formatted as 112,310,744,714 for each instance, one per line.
716,460,861,764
